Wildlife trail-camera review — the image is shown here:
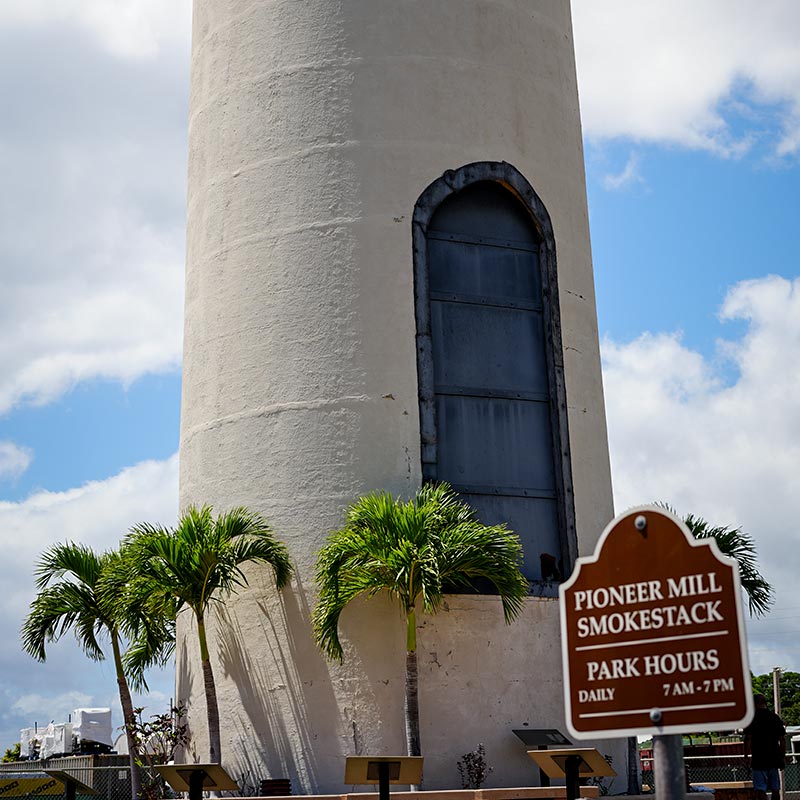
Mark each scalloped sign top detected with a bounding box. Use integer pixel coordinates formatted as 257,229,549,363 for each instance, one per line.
559,506,754,739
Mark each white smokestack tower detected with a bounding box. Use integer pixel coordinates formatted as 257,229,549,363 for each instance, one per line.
179,0,619,791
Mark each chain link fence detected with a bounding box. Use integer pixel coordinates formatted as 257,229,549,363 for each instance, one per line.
641,753,800,793
0,759,156,800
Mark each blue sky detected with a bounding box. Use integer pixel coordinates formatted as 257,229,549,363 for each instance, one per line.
1,0,800,753
589,142,800,359
0,375,181,502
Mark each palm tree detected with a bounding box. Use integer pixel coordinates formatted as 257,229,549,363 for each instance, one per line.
125,505,293,764
681,512,773,617
20,543,168,800
312,482,528,764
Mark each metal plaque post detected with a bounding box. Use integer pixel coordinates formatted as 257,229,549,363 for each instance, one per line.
564,754,582,800
653,734,686,800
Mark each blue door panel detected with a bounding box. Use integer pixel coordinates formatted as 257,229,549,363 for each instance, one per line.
430,300,548,396
435,395,555,492
427,238,541,305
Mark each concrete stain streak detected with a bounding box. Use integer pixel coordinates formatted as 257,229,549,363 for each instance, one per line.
182,394,371,439
194,216,365,265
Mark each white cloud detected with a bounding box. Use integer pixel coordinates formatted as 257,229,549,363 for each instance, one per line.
0,0,191,60
2,456,179,605
602,152,644,191
573,0,800,156
11,692,92,720
0,442,33,481
602,275,800,674
0,19,189,415
0,456,179,748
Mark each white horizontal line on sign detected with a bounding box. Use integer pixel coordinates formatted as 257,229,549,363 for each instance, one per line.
574,629,730,652
579,702,737,719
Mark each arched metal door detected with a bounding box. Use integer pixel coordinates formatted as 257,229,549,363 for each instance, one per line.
416,175,572,587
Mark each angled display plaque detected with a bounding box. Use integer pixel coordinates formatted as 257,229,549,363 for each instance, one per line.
156,763,239,800
345,757,423,800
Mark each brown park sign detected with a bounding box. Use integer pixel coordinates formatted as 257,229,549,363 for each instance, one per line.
560,506,754,739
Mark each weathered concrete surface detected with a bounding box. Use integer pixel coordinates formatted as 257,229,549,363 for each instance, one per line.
179,0,618,792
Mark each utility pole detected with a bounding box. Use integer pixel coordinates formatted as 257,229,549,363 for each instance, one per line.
773,667,784,800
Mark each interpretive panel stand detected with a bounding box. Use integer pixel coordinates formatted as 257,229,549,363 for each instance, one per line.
44,771,99,800
156,763,239,800
345,757,424,800
527,748,616,800
513,728,572,786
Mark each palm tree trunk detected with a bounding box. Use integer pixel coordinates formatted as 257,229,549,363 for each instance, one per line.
197,614,222,764
405,649,420,756
404,607,421,789
627,736,641,794
111,634,143,800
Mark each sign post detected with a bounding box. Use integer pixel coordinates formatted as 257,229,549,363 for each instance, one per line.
559,506,754,800
653,734,687,800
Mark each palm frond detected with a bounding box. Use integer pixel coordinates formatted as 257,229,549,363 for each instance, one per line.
123,615,177,692
436,521,527,623
21,578,106,662
683,513,773,617
658,504,774,618
125,505,291,615
312,483,528,661
226,533,293,589
34,541,104,591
